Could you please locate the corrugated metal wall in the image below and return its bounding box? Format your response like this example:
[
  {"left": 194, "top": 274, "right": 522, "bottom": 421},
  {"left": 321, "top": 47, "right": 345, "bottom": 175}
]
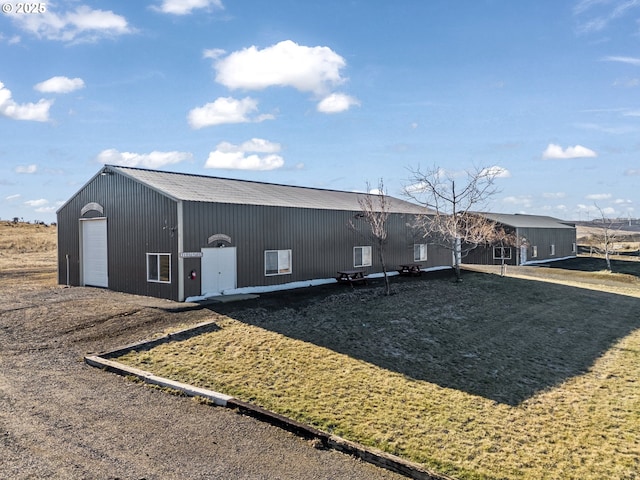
[
  {"left": 464, "top": 227, "right": 577, "bottom": 265},
  {"left": 57, "top": 171, "right": 180, "bottom": 300},
  {"left": 58, "top": 170, "right": 454, "bottom": 302},
  {"left": 519, "top": 227, "right": 577, "bottom": 261},
  {"left": 181, "top": 201, "right": 452, "bottom": 292}
]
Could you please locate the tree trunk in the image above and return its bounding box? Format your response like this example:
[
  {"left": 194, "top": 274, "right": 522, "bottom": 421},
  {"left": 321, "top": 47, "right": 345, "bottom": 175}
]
[
  {"left": 379, "top": 246, "right": 390, "bottom": 295},
  {"left": 453, "top": 237, "right": 462, "bottom": 282}
]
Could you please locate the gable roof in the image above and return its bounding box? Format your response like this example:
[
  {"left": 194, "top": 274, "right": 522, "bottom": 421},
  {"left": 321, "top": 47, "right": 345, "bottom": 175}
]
[
  {"left": 478, "top": 212, "right": 575, "bottom": 229},
  {"left": 103, "top": 165, "right": 426, "bottom": 214}
]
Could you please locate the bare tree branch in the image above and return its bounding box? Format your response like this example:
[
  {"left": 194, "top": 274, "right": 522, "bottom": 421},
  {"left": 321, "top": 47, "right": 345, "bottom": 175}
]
[
  {"left": 588, "top": 204, "right": 622, "bottom": 272},
  {"left": 405, "top": 165, "right": 501, "bottom": 281},
  {"left": 349, "top": 179, "right": 392, "bottom": 295}
]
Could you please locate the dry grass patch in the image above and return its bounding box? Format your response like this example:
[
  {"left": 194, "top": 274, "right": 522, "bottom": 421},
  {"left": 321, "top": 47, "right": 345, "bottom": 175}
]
[
  {"left": 117, "top": 272, "right": 640, "bottom": 480},
  {"left": 0, "top": 222, "right": 57, "bottom": 289}
]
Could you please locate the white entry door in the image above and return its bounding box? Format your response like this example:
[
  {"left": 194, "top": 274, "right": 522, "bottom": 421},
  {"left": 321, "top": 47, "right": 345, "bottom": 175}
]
[
  {"left": 520, "top": 245, "right": 528, "bottom": 265},
  {"left": 81, "top": 218, "right": 108, "bottom": 287},
  {"left": 201, "top": 247, "right": 237, "bottom": 295}
]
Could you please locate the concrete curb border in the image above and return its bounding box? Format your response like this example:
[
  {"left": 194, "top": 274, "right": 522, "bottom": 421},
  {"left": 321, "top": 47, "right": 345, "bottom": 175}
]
[{"left": 84, "top": 324, "right": 456, "bottom": 480}]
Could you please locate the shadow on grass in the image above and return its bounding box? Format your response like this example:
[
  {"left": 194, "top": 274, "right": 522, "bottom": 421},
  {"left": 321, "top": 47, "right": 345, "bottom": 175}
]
[
  {"left": 207, "top": 270, "right": 640, "bottom": 406},
  {"left": 545, "top": 256, "right": 640, "bottom": 278}
]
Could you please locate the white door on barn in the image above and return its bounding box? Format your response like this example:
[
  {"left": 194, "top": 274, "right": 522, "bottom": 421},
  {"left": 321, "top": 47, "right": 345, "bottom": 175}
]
[
  {"left": 201, "top": 247, "right": 237, "bottom": 295},
  {"left": 81, "top": 218, "right": 108, "bottom": 288},
  {"left": 520, "top": 245, "right": 528, "bottom": 265}
]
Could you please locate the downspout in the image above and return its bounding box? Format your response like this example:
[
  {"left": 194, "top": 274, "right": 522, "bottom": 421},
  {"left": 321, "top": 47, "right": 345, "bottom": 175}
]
[{"left": 177, "top": 200, "right": 185, "bottom": 301}]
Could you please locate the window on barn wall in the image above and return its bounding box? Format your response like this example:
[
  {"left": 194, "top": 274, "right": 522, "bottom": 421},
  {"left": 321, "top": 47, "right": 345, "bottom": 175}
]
[
  {"left": 531, "top": 245, "right": 538, "bottom": 258},
  {"left": 414, "top": 244, "right": 427, "bottom": 261},
  {"left": 265, "top": 249, "right": 292, "bottom": 276},
  {"left": 354, "top": 246, "right": 372, "bottom": 267},
  {"left": 572, "top": 243, "right": 576, "bottom": 253},
  {"left": 550, "top": 244, "right": 556, "bottom": 256},
  {"left": 493, "top": 247, "right": 512, "bottom": 260},
  {"left": 147, "top": 253, "right": 171, "bottom": 283}
]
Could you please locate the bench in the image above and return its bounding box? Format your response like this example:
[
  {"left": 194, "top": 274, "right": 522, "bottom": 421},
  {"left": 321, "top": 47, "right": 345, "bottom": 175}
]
[
  {"left": 336, "top": 270, "right": 368, "bottom": 286},
  {"left": 398, "top": 264, "right": 423, "bottom": 276}
]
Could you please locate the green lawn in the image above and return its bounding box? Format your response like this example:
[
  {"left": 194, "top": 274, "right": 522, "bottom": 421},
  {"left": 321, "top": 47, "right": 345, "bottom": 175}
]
[{"left": 117, "top": 267, "right": 640, "bottom": 479}]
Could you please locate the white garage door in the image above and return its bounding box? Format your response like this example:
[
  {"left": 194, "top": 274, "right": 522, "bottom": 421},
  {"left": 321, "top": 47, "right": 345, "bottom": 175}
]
[{"left": 81, "top": 218, "right": 108, "bottom": 288}]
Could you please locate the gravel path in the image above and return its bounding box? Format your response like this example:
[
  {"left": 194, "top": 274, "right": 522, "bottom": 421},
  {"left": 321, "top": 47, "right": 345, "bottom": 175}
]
[{"left": 0, "top": 283, "right": 404, "bottom": 480}]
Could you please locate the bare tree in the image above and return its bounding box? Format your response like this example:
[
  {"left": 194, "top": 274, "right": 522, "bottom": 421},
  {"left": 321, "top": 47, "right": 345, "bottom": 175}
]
[
  {"left": 350, "top": 179, "right": 392, "bottom": 295},
  {"left": 590, "top": 204, "right": 619, "bottom": 272},
  {"left": 405, "top": 165, "right": 501, "bottom": 281}
]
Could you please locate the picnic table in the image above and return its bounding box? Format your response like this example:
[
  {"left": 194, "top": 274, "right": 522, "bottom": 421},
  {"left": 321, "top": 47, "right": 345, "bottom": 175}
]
[
  {"left": 398, "top": 263, "right": 423, "bottom": 276},
  {"left": 336, "top": 270, "right": 368, "bottom": 286}
]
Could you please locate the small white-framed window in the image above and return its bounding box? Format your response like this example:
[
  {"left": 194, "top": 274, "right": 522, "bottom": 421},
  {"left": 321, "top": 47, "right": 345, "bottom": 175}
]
[
  {"left": 265, "top": 249, "right": 292, "bottom": 276},
  {"left": 531, "top": 245, "right": 538, "bottom": 258},
  {"left": 550, "top": 244, "right": 556, "bottom": 256},
  {"left": 493, "top": 246, "right": 512, "bottom": 260},
  {"left": 147, "top": 253, "right": 171, "bottom": 283},
  {"left": 354, "top": 246, "right": 372, "bottom": 268},
  {"left": 572, "top": 242, "right": 577, "bottom": 253},
  {"left": 414, "top": 244, "right": 427, "bottom": 262}
]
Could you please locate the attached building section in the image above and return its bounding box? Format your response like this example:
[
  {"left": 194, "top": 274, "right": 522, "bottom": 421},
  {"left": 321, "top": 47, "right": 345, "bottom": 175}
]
[{"left": 464, "top": 213, "right": 577, "bottom": 266}]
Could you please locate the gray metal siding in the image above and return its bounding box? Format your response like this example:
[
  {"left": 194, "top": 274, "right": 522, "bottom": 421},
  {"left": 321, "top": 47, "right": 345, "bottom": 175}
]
[
  {"left": 57, "top": 172, "right": 180, "bottom": 300},
  {"left": 520, "top": 227, "right": 577, "bottom": 261},
  {"left": 464, "top": 226, "right": 577, "bottom": 265},
  {"left": 58, "top": 168, "right": 453, "bottom": 302},
  {"left": 182, "top": 201, "right": 451, "bottom": 291}
]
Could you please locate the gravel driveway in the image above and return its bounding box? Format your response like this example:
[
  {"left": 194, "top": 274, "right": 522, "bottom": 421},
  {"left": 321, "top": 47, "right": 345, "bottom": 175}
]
[{"left": 0, "top": 282, "right": 404, "bottom": 480}]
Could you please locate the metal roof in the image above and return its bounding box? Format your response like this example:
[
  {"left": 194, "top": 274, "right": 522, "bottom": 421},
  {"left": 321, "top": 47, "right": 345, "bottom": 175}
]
[
  {"left": 108, "top": 165, "right": 427, "bottom": 214},
  {"left": 478, "top": 212, "right": 575, "bottom": 229}
]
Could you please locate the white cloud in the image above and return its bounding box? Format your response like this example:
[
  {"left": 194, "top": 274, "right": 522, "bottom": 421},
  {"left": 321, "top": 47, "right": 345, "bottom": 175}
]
[
  {"left": 0, "top": 82, "right": 52, "bottom": 122},
  {"left": 153, "top": 0, "right": 223, "bottom": 15},
  {"left": 542, "top": 143, "right": 597, "bottom": 159},
  {"left": 24, "top": 198, "right": 48, "bottom": 207},
  {"left": 1, "top": 32, "right": 21, "bottom": 45},
  {"left": 205, "top": 138, "right": 284, "bottom": 170},
  {"left": 213, "top": 40, "right": 347, "bottom": 95},
  {"left": 503, "top": 195, "right": 533, "bottom": 208},
  {"left": 34, "top": 76, "right": 85, "bottom": 94},
  {"left": 543, "top": 192, "right": 567, "bottom": 199},
  {"left": 625, "top": 168, "right": 640, "bottom": 176},
  {"left": 5, "top": 194, "right": 21, "bottom": 201},
  {"left": 613, "top": 77, "right": 640, "bottom": 87},
  {"left": 203, "top": 48, "right": 226, "bottom": 60},
  {"left": 10, "top": 5, "right": 132, "bottom": 43},
  {"left": 602, "top": 55, "right": 640, "bottom": 66},
  {"left": 205, "top": 152, "right": 284, "bottom": 171},
  {"left": 187, "top": 96, "right": 273, "bottom": 128},
  {"left": 480, "top": 165, "right": 511, "bottom": 178},
  {"left": 317, "top": 93, "right": 360, "bottom": 113},
  {"left": 576, "top": 203, "right": 621, "bottom": 217},
  {"left": 15, "top": 164, "right": 37, "bottom": 174},
  {"left": 586, "top": 193, "right": 612, "bottom": 200},
  {"left": 217, "top": 138, "right": 282, "bottom": 154},
  {"left": 601, "top": 206, "right": 617, "bottom": 215},
  {"left": 95, "top": 149, "right": 193, "bottom": 168},
  {"left": 614, "top": 198, "right": 633, "bottom": 205},
  {"left": 574, "top": 0, "right": 640, "bottom": 34}
]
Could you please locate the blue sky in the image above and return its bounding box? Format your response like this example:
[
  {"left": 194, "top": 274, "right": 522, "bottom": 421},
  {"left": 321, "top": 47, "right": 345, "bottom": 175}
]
[{"left": 1, "top": 0, "right": 639, "bottom": 223}]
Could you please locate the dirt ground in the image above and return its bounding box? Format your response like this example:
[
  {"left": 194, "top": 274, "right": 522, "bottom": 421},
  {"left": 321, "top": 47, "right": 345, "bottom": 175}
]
[{"left": 0, "top": 225, "right": 404, "bottom": 479}]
